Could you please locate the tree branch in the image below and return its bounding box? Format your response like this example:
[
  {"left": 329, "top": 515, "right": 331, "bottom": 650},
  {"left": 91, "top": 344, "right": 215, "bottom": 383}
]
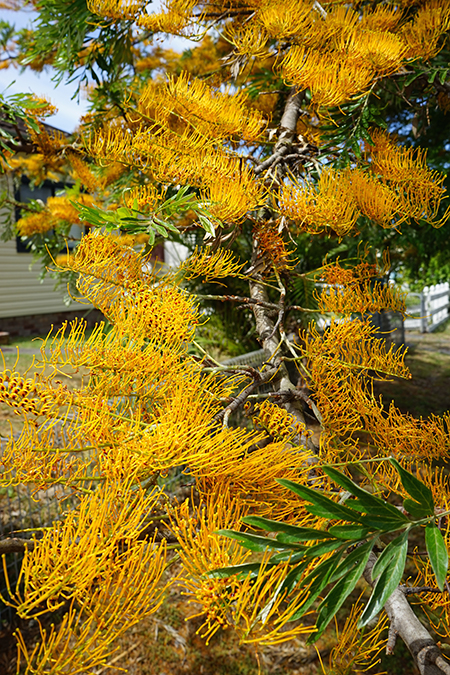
[
  {"left": 254, "top": 88, "right": 307, "bottom": 176},
  {"left": 0, "top": 537, "right": 35, "bottom": 554},
  {"left": 364, "top": 552, "right": 450, "bottom": 674}
]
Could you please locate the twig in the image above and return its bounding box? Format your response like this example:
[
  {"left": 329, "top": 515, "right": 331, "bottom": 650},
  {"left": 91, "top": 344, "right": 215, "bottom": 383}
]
[
  {"left": 213, "top": 367, "right": 277, "bottom": 423},
  {"left": 196, "top": 293, "right": 279, "bottom": 310},
  {"left": 386, "top": 622, "right": 399, "bottom": 655},
  {"left": 399, "top": 585, "right": 443, "bottom": 596},
  {"left": 0, "top": 537, "right": 35, "bottom": 554},
  {"left": 267, "top": 268, "right": 286, "bottom": 340}
]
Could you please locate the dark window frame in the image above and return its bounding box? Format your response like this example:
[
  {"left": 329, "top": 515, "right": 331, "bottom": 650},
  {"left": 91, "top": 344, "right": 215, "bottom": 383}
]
[{"left": 15, "top": 175, "right": 67, "bottom": 253}]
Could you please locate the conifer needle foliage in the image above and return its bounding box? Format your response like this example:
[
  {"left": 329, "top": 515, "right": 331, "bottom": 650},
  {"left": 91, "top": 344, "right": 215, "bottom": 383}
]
[{"left": 1, "top": 1, "right": 450, "bottom": 673}]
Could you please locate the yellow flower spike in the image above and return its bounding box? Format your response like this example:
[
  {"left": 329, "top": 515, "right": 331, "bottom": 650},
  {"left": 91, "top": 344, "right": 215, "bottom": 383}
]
[
  {"left": 203, "top": 173, "right": 265, "bottom": 223},
  {"left": 224, "top": 21, "right": 269, "bottom": 59},
  {"left": 16, "top": 210, "right": 55, "bottom": 237},
  {"left": 344, "top": 167, "right": 405, "bottom": 229},
  {"left": 280, "top": 169, "right": 360, "bottom": 237},
  {"left": 4, "top": 480, "right": 165, "bottom": 621},
  {"left": 317, "top": 279, "right": 407, "bottom": 316},
  {"left": 226, "top": 551, "right": 313, "bottom": 645},
  {"left": 253, "top": 220, "right": 295, "bottom": 273},
  {"left": 136, "top": 0, "right": 200, "bottom": 37},
  {"left": 14, "top": 533, "right": 167, "bottom": 673},
  {"left": 27, "top": 122, "right": 66, "bottom": 158},
  {"left": 181, "top": 246, "right": 244, "bottom": 282},
  {"left": 251, "top": 399, "right": 307, "bottom": 444},
  {"left": 17, "top": 194, "right": 97, "bottom": 238},
  {"left": 124, "top": 183, "right": 165, "bottom": 211},
  {"left": 67, "top": 150, "right": 103, "bottom": 193},
  {"left": 303, "top": 318, "right": 411, "bottom": 381},
  {"left": 327, "top": 598, "right": 389, "bottom": 674},
  {"left": 368, "top": 128, "right": 450, "bottom": 228},
  {"left": 169, "top": 490, "right": 252, "bottom": 640},
  {"left": 87, "top": 0, "right": 147, "bottom": 20},
  {"left": 359, "top": 4, "right": 403, "bottom": 33},
  {"left": 347, "top": 29, "right": 408, "bottom": 76},
  {"left": 256, "top": 0, "right": 313, "bottom": 39},
  {"left": 369, "top": 405, "right": 450, "bottom": 464},
  {"left": 281, "top": 47, "right": 374, "bottom": 109},
  {"left": 401, "top": 0, "right": 450, "bottom": 61},
  {"left": 139, "top": 71, "right": 267, "bottom": 143}
]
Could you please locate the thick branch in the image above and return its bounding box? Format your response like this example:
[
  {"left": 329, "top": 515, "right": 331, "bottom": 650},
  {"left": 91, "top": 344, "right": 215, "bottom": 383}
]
[
  {"left": 248, "top": 86, "right": 318, "bottom": 442},
  {"left": 364, "top": 553, "right": 450, "bottom": 675},
  {"left": 254, "top": 88, "right": 306, "bottom": 175}
]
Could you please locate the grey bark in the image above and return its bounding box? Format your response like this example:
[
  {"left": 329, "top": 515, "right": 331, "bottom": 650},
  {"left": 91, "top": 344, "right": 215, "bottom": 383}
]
[{"left": 364, "top": 553, "right": 450, "bottom": 675}]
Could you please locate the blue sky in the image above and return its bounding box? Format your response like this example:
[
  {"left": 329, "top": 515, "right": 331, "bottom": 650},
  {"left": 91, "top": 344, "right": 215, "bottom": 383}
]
[
  {"left": 0, "top": 5, "right": 192, "bottom": 133},
  {"left": 0, "top": 7, "right": 90, "bottom": 132}
]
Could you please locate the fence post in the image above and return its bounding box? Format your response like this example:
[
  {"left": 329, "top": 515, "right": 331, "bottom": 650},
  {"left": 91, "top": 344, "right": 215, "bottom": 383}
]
[{"left": 420, "top": 290, "right": 427, "bottom": 333}]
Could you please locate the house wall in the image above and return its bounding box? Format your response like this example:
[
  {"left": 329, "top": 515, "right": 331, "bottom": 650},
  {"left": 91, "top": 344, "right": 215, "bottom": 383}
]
[{"left": 0, "top": 174, "right": 92, "bottom": 333}]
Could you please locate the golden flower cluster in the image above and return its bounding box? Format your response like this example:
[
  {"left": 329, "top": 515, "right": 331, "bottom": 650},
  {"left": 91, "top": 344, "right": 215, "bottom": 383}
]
[
  {"left": 86, "top": 0, "right": 450, "bottom": 112},
  {"left": 253, "top": 220, "right": 295, "bottom": 272},
  {"left": 0, "top": 369, "right": 65, "bottom": 417},
  {"left": 181, "top": 246, "right": 244, "bottom": 282},
  {"left": 87, "top": 120, "right": 264, "bottom": 224},
  {"left": 138, "top": 71, "right": 266, "bottom": 143},
  {"left": 249, "top": 399, "right": 311, "bottom": 443},
  {"left": 16, "top": 194, "right": 96, "bottom": 237},
  {"left": 279, "top": 132, "right": 450, "bottom": 235},
  {"left": 6, "top": 481, "right": 168, "bottom": 673}
]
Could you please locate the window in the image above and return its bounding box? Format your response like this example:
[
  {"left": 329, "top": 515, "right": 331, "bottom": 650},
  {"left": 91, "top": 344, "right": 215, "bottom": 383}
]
[{"left": 15, "top": 176, "right": 66, "bottom": 253}]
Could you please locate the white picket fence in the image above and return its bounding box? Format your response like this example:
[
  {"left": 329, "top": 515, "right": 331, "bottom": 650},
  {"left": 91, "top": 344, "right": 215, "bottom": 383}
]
[{"left": 404, "top": 282, "right": 450, "bottom": 332}]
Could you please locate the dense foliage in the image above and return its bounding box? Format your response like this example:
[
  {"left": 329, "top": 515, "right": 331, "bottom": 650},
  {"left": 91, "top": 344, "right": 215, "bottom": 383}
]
[{"left": 1, "top": 1, "right": 450, "bottom": 673}]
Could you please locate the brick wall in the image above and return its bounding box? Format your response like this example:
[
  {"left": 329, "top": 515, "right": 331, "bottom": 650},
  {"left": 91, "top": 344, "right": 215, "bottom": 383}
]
[{"left": 0, "top": 308, "right": 106, "bottom": 338}]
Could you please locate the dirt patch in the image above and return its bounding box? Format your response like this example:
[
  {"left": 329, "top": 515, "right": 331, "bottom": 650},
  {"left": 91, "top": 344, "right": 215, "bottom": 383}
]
[{"left": 375, "top": 328, "right": 450, "bottom": 418}]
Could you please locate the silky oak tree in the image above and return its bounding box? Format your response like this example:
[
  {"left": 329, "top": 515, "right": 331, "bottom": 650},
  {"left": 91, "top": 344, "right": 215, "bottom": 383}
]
[{"left": 1, "top": 1, "right": 450, "bottom": 673}]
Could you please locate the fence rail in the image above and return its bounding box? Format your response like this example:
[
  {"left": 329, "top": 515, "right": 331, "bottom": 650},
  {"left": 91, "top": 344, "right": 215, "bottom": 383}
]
[{"left": 404, "top": 282, "right": 449, "bottom": 333}]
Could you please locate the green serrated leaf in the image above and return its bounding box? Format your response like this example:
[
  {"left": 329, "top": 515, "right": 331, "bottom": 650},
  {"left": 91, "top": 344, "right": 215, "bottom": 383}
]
[
  {"left": 242, "top": 516, "right": 337, "bottom": 541},
  {"left": 428, "top": 69, "right": 438, "bottom": 84},
  {"left": 276, "top": 478, "right": 365, "bottom": 523},
  {"left": 359, "top": 530, "right": 408, "bottom": 627},
  {"left": 389, "top": 458, "right": 434, "bottom": 516},
  {"left": 425, "top": 523, "right": 448, "bottom": 591}
]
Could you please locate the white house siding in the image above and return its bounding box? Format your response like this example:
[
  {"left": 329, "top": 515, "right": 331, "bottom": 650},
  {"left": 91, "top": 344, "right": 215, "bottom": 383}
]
[{"left": 0, "top": 173, "right": 77, "bottom": 319}]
